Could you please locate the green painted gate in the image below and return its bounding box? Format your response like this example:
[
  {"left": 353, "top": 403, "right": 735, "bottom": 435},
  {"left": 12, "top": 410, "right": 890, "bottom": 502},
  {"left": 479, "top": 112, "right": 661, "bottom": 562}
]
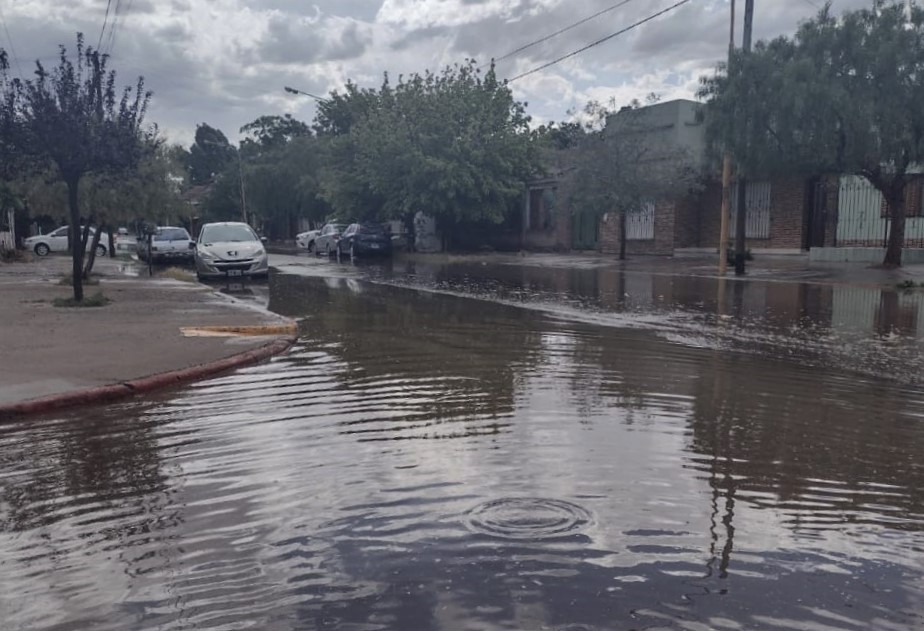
[{"left": 572, "top": 211, "right": 599, "bottom": 250}]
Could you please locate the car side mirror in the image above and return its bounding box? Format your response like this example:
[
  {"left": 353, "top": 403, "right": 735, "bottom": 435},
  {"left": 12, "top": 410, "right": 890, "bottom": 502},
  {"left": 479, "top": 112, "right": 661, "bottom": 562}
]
[
  {"left": 261, "top": 237, "right": 268, "bottom": 244},
  {"left": 188, "top": 241, "right": 196, "bottom": 250}
]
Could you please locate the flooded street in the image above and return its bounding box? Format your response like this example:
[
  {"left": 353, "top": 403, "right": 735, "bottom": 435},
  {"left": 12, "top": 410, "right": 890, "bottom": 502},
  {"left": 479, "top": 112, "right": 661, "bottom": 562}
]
[{"left": 3, "top": 257, "right": 924, "bottom": 630}]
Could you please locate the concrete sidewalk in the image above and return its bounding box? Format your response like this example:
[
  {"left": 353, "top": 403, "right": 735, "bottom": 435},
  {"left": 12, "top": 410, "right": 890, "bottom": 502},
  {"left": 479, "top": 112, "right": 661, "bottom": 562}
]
[{"left": 0, "top": 255, "right": 294, "bottom": 407}]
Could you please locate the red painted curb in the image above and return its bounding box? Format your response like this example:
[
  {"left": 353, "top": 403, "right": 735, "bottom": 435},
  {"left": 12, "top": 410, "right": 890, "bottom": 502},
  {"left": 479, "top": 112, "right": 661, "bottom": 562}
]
[{"left": 0, "top": 335, "right": 298, "bottom": 421}]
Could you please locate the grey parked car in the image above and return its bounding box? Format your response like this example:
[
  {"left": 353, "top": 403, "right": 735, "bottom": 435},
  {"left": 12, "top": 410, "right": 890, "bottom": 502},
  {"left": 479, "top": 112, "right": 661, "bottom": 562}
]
[
  {"left": 194, "top": 222, "right": 269, "bottom": 280},
  {"left": 137, "top": 226, "right": 194, "bottom": 264},
  {"left": 314, "top": 222, "right": 346, "bottom": 257}
]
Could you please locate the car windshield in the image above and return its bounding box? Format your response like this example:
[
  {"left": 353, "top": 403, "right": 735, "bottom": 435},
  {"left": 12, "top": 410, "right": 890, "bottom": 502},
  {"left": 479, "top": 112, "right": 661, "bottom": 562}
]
[
  {"left": 200, "top": 225, "right": 257, "bottom": 243},
  {"left": 154, "top": 228, "right": 190, "bottom": 241},
  {"left": 330, "top": 224, "right": 345, "bottom": 232},
  {"left": 358, "top": 225, "right": 385, "bottom": 235}
]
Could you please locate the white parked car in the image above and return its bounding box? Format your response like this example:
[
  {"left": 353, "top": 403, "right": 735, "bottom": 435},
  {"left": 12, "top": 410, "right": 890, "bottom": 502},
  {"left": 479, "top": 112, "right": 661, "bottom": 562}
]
[
  {"left": 114, "top": 227, "right": 137, "bottom": 252},
  {"left": 194, "top": 222, "right": 269, "bottom": 280},
  {"left": 24, "top": 226, "right": 109, "bottom": 257},
  {"left": 295, "top": 228, "right": 320, "bottom": 252}
]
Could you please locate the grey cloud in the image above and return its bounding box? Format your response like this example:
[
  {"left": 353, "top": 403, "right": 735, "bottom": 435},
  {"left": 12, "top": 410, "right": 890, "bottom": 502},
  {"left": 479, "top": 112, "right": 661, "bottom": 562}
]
[
  {"left": 1, "top": 0, "right": 890, "bottom": 149},
  {"left": 256, "top": 15, "right": 372, "bottom": 64},
  {"left": 390, "top": 25, "right": 453, "bottom": 52},
  {"left": 256, "top": 0, "right": 383, "bottom": 21}
]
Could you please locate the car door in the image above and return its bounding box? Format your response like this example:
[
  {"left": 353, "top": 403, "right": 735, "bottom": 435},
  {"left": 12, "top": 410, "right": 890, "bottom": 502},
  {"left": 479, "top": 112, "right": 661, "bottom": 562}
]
[
  {"left": 314, "top": 225, "right": 328, "bottom": 252},
  {"left": 341, "top": 224, "right": 357, "bottom": 252},
  {"left": 48, "top": 227, "right": 69, "bottom": 252}
]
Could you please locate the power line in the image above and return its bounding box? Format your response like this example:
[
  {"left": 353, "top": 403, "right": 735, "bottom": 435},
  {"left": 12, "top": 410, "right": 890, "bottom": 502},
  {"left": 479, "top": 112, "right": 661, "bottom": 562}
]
[
  {"left": 104, "top": 0, "right": 123, "bottom": 55},
  {"left": 0, "top": 1, "right": 24, "bottom": 80},
  {"left": 493, "top": 0, "right": 641, "bottom": 65},
  {"left": 98, "top": 0, "right": 113, "bottom": 51},
  {"left": 508, "top": 0, "right": 693, "bottom": 83}
]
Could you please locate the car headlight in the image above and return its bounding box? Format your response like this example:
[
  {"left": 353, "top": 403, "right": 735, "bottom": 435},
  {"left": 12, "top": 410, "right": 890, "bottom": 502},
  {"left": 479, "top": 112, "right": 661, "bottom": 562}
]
[
  {"left": 254, "top": 249, "right": 265, "bottom": 257},
  {"left": 197, "top": 249, "right": 217, "bottom": 261}
]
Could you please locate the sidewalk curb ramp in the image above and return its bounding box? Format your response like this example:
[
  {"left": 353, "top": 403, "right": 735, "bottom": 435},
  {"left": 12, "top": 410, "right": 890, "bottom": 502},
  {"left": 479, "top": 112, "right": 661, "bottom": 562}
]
[{"left": 0, "top": 331, "right": 298, "bottom": 421}]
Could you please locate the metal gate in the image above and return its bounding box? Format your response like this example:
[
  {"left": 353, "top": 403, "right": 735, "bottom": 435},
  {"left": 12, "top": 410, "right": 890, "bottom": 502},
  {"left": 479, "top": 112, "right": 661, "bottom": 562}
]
[
  {"left": 728, "top": 181, "right": 771, "bottom": 239},
  {"left": 572, "top": 211, "right": 599, "bottom": 250},
  {"left": 836, "top": 176, "right": 924, "bottom": 248},
  {"left": 626, "top": 202, "right": 655, "bottom": 240}
]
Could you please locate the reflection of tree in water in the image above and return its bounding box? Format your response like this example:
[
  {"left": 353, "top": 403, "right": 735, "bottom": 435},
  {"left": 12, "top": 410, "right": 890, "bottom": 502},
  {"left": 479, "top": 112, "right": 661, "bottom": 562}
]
[
  {"left": 270, "top": 274, "right": 544, "bottom": 441},
  {"left": 0, "top": 407, "right": 171, "bottom": 533},
  {"left": 0, "top": 404, "right": 183, "bottom": 611},
  {"left": 688, "top": 357, "right": 924, "bottom": 533}
]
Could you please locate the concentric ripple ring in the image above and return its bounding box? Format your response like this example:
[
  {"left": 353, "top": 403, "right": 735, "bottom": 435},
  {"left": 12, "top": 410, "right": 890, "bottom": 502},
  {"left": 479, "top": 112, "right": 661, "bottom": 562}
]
[{"left": 465, "top": 498, "right": 594, "bottom": 540}]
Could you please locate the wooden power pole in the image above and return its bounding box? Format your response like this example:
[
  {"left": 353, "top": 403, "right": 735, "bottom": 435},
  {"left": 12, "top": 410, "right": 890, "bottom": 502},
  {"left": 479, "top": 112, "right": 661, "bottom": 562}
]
[
  {"left": 718, "top": 0, "right": 736, "bottom": 275},
  {"left": 733, "top": 0, "right": 754, "bottom": 276}
]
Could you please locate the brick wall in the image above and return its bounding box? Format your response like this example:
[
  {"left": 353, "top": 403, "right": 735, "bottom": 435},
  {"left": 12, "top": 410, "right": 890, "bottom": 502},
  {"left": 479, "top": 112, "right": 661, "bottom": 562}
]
[
  {"left": 681, "top": 178, "right": 809, "bottom": 250},
  {"left": 768, "top": 177, "right": 807, "bottom": 249},
  {"left": 600, "top": 212, "right": 619, "bottom": 256},
  {"left": 523, "top": 205, "right": 572, "bottom": 251},
  {"left": 693, "top": 182, "right": 723, "bottom": 249},
  {"left": 673, "top": 196, "right": 701, "bottom": 248}
]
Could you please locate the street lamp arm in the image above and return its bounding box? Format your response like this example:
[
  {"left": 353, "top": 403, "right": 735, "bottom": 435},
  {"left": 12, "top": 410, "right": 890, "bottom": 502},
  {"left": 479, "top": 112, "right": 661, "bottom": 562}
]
[{"left": 283, "top": 86, "right": 326, "bottom": 101}]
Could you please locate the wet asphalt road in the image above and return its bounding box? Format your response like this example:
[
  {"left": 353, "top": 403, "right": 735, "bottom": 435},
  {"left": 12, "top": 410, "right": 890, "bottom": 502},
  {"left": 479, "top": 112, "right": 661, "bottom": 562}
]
[{"left": 2, "top": 252, "right": 923, "bottom": 630}]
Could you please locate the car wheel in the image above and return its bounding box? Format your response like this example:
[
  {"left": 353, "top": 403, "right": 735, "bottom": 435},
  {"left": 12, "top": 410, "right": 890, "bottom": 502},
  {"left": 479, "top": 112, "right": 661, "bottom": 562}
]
[
  {"left": 34, "top": 243, "right": 50, "bottom": 256},
  {"left": 95, "top": 245, "right": 107, "bottom": 257}
]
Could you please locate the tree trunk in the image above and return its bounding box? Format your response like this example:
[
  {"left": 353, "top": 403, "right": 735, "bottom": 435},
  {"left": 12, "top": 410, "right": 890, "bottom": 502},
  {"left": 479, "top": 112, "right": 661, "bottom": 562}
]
[
  {"left": 883, "top": 188, "right": 907, "bottom": 268},
  {"left": 618, "top": 209, "right": 627, "bottom": 261},
  {"left": 84, "top": 221, "right": 104, "bottom": 278},
  {"left": 107, "top": 223, "right": 116, "bottom": 257},
  {"left": 66, "top": 178, "right": 84, "bottom": 302}
]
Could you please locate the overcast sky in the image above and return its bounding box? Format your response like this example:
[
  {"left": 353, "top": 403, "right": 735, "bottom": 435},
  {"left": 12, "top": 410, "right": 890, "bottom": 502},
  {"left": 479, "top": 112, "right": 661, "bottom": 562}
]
[{"left": 1, "top": 0, "right": 873, "bottom": 147}]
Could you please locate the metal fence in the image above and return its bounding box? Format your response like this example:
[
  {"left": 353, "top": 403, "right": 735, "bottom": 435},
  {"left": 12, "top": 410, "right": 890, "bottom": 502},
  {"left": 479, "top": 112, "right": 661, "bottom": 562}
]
[
  {"left": 728, "top": 181, "right": 771, "bottom": 239},
  {"left": 626, "top": 202, "right": 655, "bottom": 240},
  {"left": 837, "top": 176, "right": 924, "bottom": 247}
]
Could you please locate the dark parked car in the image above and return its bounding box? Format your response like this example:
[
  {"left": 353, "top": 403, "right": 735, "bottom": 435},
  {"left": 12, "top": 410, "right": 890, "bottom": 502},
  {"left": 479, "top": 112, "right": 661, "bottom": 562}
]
[{"left": 336, "top": 223, "right": 393, "bottom": 259}]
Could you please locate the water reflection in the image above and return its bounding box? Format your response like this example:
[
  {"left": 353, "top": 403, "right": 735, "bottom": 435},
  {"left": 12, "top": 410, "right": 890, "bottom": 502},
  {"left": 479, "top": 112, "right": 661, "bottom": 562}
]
[
  {"left": 355, "top": 260, "right": 924, "bottom": 383},
  {"left": 1, "top": 271, "right": 924, "bottom": 630}
]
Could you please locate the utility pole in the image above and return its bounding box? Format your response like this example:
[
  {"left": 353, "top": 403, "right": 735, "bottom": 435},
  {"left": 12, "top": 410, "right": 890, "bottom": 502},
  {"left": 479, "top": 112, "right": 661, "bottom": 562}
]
[
  {"left": 733, "top": 0, "right": 754, "bottom": 276},
  {"left": 718, "top": 0, "right": 736, "bottom": 275},
  {"left": 237, "top": 150, "right": 247, "bottom": 224}
]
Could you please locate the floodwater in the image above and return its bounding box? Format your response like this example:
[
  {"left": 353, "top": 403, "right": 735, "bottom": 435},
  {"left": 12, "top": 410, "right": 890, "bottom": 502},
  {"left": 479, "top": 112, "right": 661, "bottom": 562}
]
[{"left": 3, "top": 258, "right": 924, "bottom": 630}]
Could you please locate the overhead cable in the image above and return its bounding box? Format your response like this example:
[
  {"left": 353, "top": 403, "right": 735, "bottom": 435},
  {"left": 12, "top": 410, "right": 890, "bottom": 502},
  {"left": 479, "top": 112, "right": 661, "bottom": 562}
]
[{"left": 508, "top": 0, "right": 694, "bottom": 83}]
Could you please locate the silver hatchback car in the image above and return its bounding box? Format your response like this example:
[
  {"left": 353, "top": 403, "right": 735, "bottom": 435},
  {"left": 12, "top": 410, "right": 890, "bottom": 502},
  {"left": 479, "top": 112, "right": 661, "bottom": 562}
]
[{"left": 194, "top": 222, "right": 269, "bottom": 280}]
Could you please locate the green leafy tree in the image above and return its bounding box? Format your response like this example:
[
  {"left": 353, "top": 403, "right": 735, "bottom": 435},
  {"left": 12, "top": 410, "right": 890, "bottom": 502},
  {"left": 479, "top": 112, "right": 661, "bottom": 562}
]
[
  {"left": 82, "top": 142, "right": 189, "bottom": 250},
  {"left": 243, "top": 136, "right": 330, "bottom": 239},
  {"left": 188, "top": 123, "right": 235, "bottom": 185},
  {"left": 0, "top": 34, "right": 154, "bottom": 300},
  {"left": 320, "top": 62, "right": 539, "bottom": 244},
  {"left": 313, "top": 80, "right": 384, "bottom": 137},
  {"left": 240, "top": 114, "right": 310, "bottom": 150},
  {"left": 700, "top": 1, "right": 924, "bottom": 267}
]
